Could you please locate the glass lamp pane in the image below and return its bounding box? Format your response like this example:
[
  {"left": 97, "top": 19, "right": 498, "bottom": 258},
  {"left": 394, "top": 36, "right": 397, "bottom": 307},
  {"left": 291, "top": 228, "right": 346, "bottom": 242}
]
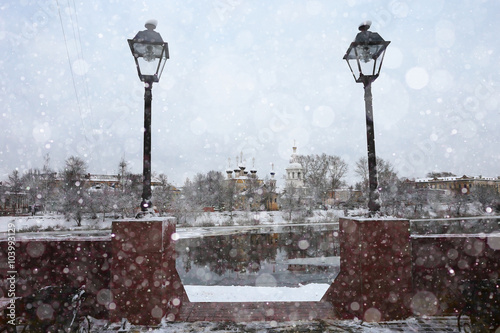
[
  {"left": 137, "top": 57, "right": 161, "bottom": 76},
  {"left": 346, "top": 58, "right": 361, "bottom": 79},
  {"left": 133, "top": 43, "right": 164, "bottom": 61},
  {"left": 355, "top": 45, "right": 384, "bottom": 63},
  {"left": 357, "top": 57, "right": 375, "bottom": 77}
]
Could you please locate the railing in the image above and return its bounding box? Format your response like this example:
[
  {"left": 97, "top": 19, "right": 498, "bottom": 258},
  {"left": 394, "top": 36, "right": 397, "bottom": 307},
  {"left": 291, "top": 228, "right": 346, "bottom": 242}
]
[{"left": 410, "top": 216, "right": 500, "bottom": 235}]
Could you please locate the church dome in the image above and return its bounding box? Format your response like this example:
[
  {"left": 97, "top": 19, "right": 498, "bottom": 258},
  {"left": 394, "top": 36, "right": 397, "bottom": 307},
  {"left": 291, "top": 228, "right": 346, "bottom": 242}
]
[{"left": 288, "top": 162, "right": 302, "bottom": 169}]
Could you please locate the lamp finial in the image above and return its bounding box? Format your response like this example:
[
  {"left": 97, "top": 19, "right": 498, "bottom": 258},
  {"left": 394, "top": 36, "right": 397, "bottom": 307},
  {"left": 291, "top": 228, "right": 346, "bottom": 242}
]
[
  {"left": 145, "top": 19, "right": 158, "bottom": 30},
  {"left": 358, "top": 20, "right": 371, "bottom": 31}
]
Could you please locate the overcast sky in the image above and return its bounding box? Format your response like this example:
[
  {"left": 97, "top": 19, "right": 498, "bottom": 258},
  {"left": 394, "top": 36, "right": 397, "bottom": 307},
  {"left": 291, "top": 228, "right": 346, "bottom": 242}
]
[{"left": 1, "top": 0, "right": 499, "bottom": 187}]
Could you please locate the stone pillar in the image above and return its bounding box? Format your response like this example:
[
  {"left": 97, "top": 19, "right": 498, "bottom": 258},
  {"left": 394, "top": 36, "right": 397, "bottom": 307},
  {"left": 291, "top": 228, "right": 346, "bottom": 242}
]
[
  {"left": 322, "top": 217, "right": 412, "bottom": 321},
  {"left": 110, "top": 218, "right": 187, "bottom": 325}
]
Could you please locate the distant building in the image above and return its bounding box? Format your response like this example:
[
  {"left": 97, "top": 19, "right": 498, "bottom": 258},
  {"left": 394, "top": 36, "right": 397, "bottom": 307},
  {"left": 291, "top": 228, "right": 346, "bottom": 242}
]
[
  {"left": 285, "top": 145, "right": 305, "bottom": 189},
  {"left": 56, "top": 173, "right": 179, "bottom": 192},
  {"left": 225, "top": 153, "right": 278, "bottom": 211},
  {"left": 83, "top": 173, "right": 122, "bottom": 189},
  {"left": 414, "top": 175, "right": 500, "bottom": 195},
  {"left": 0, "top": 189, "right": 29, "bottom": 215},
  {"left": 279, "top": 144, "right": 312, "bottom": 209}
]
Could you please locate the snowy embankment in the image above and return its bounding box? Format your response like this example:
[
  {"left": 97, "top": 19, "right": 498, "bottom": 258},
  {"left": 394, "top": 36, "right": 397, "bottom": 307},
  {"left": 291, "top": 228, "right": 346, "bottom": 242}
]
[
  {"left": 0, "top": 210, "right": 342, "bottom": 235},
  {"left": 0, "top": 214, "right": 112, "bottom": 234}
]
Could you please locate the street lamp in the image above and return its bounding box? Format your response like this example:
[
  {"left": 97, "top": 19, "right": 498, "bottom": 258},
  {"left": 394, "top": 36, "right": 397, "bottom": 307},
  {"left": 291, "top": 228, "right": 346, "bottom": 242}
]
[
  {"left": 343, "top": 21, "right": 390, "bottom": 215},
  {"left": 128, "top": 19, "right": 169, "bottom": 215}
]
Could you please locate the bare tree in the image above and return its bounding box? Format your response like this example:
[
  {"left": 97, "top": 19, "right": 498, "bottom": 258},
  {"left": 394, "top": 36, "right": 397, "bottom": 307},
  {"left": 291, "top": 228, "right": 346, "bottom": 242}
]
[
  {"left": 112, "top": 159, "right": 142, "bottom": 217},
  {"left": 184, "top": 173, "right": 205, "bottom": 208},
  {"left": 172, "top": 177, "right": 208, "bottom": 225},
  {"left": 21, "top": 169, "right": 44, "bottom": 214},
  {"left": 355, "top": 157, "right": 399, "bottom": 213},
  {"left": 7, "top": 170, "right": 23, "bottom": 193},
  {"left": 426, "top": 171, "right": 456, "bottom": 178},
  {"left": 296, "top": 153, "right": 348, "bottom": 207},
  {"left": 170, "top": 192, "right": 194, "bottom": 226},
  {"left": 183, "top": 171, "right": 225, "bottom": 210},
  {"left": 153, "top": 173, "right": 177, "bottom": 215},
  {"left": 354, "top": 158, "right": 369, "bottom": 187},
  {"left": 446, "top": 192, "right": 470, "bottom": 217},
  {"left": 280, "top": 182, "right": 305, "bottom": 222},
  {"left": 7, "top": 169, "right": 24, "bottom": 213},
  {"left": 87, "top": 185, "right": 115, "bottom": 221},
  {"left": 223, "top": 178, "right": 237, "bottom": 220},
  {"left": 41, "top": 153, "right": 57, "bottom": 212},
  {"left": 470, "top": 185, "right": 499, "bottom": 213},
  {"left": 327, "top": 156, "right": 349, "bottom": 190},
  {"left": 206, "top": 171, "right": 225, "bottom": 210},
  {"left": 60, "top": 156, "right": 88, "bottom": 226},
  {"left": 118, "top": 157, "right": 128, "bottom": 190},
  {"left": 404, "top": 186, "right": 429, "bottom": 218},
  {"left": 242, "top": 175, "right": 262, "bottom": 211}
]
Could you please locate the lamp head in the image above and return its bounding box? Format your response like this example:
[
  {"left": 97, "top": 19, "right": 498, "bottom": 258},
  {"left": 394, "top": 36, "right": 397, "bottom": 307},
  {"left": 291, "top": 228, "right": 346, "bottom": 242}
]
[
  {"left": 343, "top": 22, "right": 390, "bottom": 84},
  {"left": 128, "top": 20, "right": 169, "bottom": 83}
]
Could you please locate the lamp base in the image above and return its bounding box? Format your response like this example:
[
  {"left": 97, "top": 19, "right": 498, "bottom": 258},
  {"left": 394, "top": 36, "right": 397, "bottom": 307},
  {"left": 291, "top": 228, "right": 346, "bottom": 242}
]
[{"left": 137, "top": 199, "right": 156, "bottom": 219}]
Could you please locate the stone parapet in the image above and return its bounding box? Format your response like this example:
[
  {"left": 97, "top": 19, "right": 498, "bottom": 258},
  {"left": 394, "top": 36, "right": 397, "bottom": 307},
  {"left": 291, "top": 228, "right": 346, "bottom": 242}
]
[
  {"left": 322, "top": 217, "right": 412, "bottom": 321},
  {"left": 109, "top": 218, "right": 187, "bottom": 325}
]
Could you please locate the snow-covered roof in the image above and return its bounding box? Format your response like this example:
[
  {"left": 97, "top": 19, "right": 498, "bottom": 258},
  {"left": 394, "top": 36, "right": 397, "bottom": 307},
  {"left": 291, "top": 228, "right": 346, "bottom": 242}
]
[
  {"left": 415, "top": 176, "right": 499, "bottom": 182},
  {"left": 84, "top": 174, "right": 120, "bottom": 182}
]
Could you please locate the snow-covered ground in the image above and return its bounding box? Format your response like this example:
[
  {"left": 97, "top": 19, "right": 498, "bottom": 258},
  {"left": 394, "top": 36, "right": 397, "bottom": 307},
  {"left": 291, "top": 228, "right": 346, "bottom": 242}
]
[
  {"left": 0, "top": 214, "right": 112, "bottom": 234},
  {"left": 185, "top": 283, "right": 330, "bottom": 302}
]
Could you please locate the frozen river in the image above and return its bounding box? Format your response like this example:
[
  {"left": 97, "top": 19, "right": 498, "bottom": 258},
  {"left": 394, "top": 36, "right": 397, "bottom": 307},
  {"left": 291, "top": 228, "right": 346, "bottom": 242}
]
[{"left": 175, "top": 224, "right": 340, "bottom": 288}]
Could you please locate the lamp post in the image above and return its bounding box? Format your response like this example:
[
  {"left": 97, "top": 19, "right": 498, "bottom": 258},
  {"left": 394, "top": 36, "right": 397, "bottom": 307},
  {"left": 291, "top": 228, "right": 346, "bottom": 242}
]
[
  {"left": 128, "top": 19, "right": 169, "bottom": 215},
  {"left": 343, "top": 21, "right": 390, "bottom": 215}
]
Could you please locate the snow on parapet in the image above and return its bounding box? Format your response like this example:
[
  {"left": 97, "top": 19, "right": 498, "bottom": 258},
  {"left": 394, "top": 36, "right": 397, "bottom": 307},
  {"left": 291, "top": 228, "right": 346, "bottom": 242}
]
[{"left": 349, "top": 216, "right": 405, "bottom": 222}]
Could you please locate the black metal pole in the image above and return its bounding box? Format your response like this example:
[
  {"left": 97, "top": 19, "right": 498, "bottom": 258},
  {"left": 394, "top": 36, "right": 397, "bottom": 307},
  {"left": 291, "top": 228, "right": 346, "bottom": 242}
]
[
  {"left": 141, "top": 80, "right": 153, "bottom": 212},
  {"left": 363, "top": 77, "right": 380, "bottom": 215}
]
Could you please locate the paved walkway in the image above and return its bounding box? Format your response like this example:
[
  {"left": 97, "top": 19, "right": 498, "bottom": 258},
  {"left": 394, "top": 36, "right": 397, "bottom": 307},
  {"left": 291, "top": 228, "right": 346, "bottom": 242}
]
[
  {"left": 177, "top": 301, "right": 336, "bottom": 322},
  {"left": 92, "top": 316, "right": 469, "bottom": 332}
]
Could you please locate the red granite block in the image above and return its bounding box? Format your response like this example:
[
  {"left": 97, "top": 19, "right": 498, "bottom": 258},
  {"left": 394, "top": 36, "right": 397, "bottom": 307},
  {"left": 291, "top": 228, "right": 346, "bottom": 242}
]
[
  {"left": 112, "top": 221, "right": 164, "bottom": 254},
  {"left": 110, "top": 219, "right": 186, "bottom": 325},
  {"left": 322, "top": 218, "right": 412, "bottom": 321}
]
